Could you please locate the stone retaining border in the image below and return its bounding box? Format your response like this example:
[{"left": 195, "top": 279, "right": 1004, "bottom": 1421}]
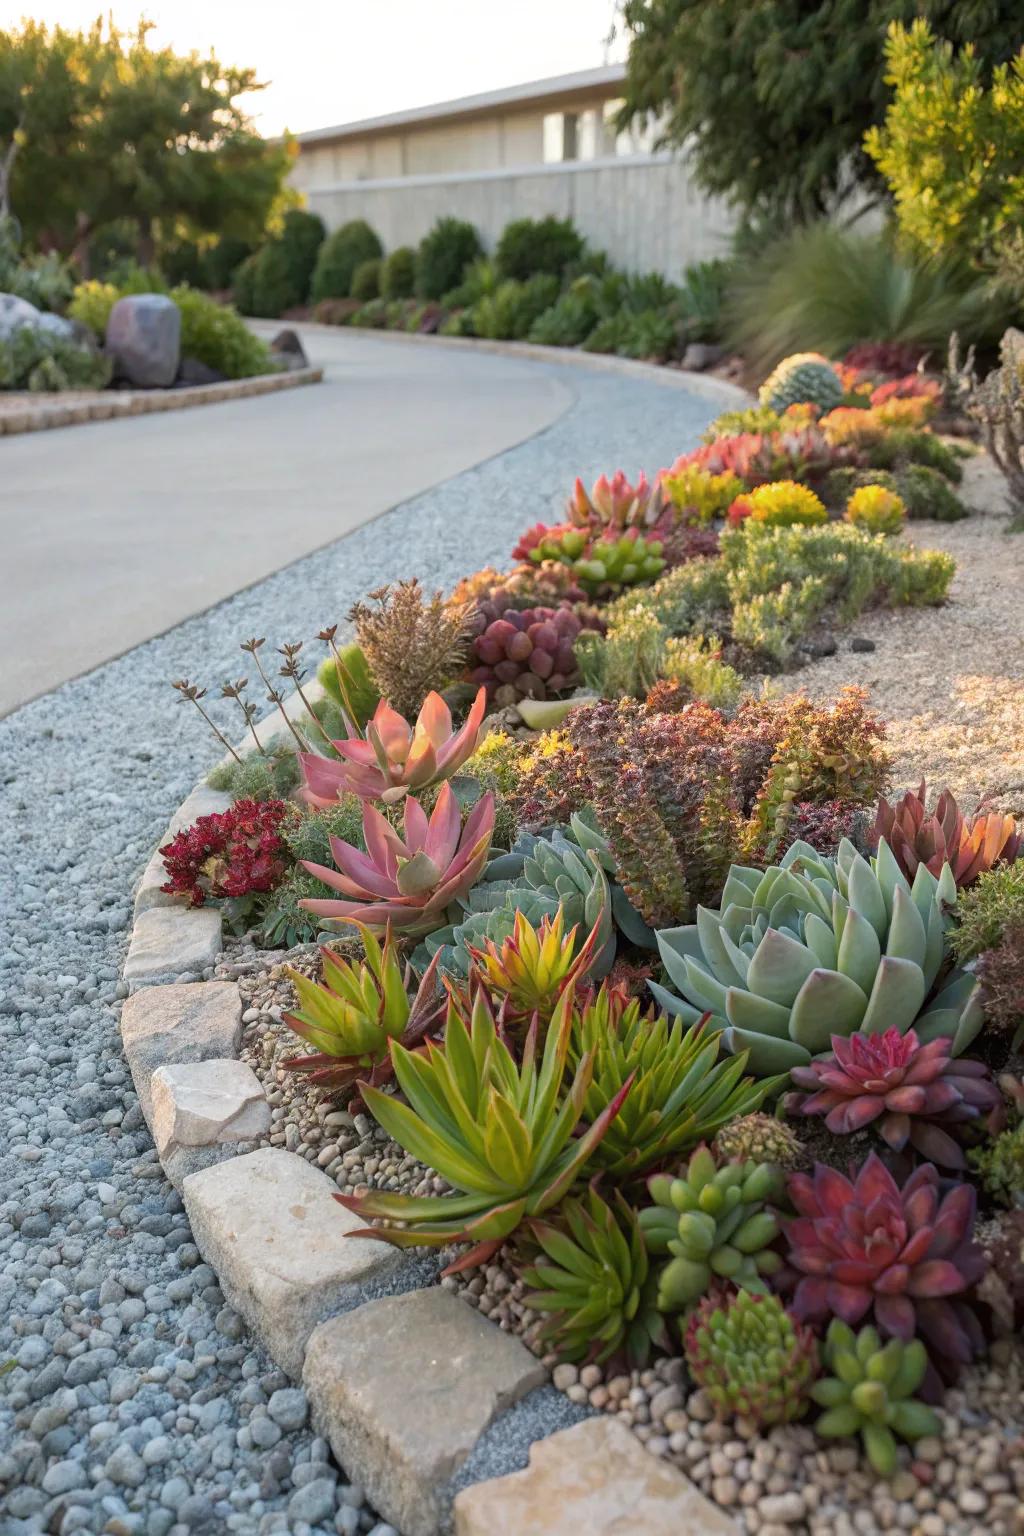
[
  {"left": 121, "top": 758, "right": 741, "bottom": 1535},
  {"left": 0, "top": 364, "right": 323, "bottom": 436}
]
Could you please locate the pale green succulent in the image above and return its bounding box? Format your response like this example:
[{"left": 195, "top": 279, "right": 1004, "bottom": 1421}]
[{"left": 651, "top": 837, "right": 982, "bottom": 1076}]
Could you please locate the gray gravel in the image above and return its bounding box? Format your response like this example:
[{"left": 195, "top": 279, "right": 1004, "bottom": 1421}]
[{"left": 0, "top": 362, "right": 716, "bottom": 1535}]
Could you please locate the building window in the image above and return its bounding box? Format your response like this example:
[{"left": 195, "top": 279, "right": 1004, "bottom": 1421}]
[{"left": 542, "top": 111, "right": 578, "bottom": 163}]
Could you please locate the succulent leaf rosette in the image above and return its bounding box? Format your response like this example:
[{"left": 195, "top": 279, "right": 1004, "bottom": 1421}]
[
  {"left": 787, "top": 1028, "right": 1002, "bottom": 1168},
  {"left": 870, "top": 780, "right": 1020, "bottom": 889},
  {"left": 781, "top": 1155, "right": 987, "bottom": 1381},
  {"left": 811, "top": 1321, "right": 941, "bottom": 1476},
  {"left": 652, "top": 836, "right": 982, "bottom": 1076},
  {"left": 465, "top": 904, "right": 600, "bottom": 1025},
  {"left": 299, "top": 781, "right": 494, "bottom": 936},
  {"left": 566, "top": 469, "right": 667, "bottom": 532},
  {"left": 683, "top": 1288, "right": 819, "bottom": 1428},
  {"left": 299, "top": 687, "right": 487, "bottom": 806}
]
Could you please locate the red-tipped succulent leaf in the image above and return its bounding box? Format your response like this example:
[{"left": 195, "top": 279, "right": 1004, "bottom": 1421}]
[{"left": 870, "top": 781, "right": 1020, "bottom": 888}]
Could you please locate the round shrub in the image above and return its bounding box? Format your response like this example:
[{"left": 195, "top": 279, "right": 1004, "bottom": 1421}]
[
  {"left": 744, "top": 480, "right": 828, "bottom": 527},
  {"left": 171, "top": 287, "right": 272, "bottom": 379},
  {"left": 279, "top": 209, "right": 326, "bottom": 304},
  {"left": 495, "top": 216, "right": 583, "bottom": 281},
  {"left": 473, "top": 274, "right": 560, "bottom": 340},
  {"left": 416, "top": 218, "right": 483, "bottom": 300},
  {"left": 381, "top": 245, "right": 417, "bottom": 300},
  {"left": 845, "top": 483, "right": 907, "bottom": 535},
  {"left": 351, "top": 257, "right": 382, "bottom": 302},
  {"left": 202, "top": 237, "right": 254, "bottom": 292},
  {"left": 248, "top": 241, "right": 301, "bottom": 318},
  {"left": 231, "top": 252, "right": 260, "bottom": 315},
  {"left": 68, "top": 280, "right": 120, "bottom": 339},
  {"left": 311, "top": 220, "right": 383, "bottom": 302}
]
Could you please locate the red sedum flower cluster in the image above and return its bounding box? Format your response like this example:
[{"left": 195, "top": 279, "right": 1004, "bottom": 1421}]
[{"left": 160, "top": 798, "right": 289, "bottom": 908}]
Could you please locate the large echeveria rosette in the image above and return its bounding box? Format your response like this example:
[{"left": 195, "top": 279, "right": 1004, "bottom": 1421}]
[{"left": 651, "top": 837, "right": 983, "bottom": 1076}]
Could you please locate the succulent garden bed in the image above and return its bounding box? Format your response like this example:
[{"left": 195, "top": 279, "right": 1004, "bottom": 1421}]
[{"left": 126, "top": 346, "right": 1024, "bottom": 1535}]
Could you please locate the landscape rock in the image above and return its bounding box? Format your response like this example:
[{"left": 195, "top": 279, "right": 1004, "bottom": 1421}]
[
  {"left": 120, "top": 980, "right": 243, "bottom": 1124},
  {"left": 182, "top": 1146, "right": 403, "bottom": 1378},
  {"left": 454, "top": 1417, "right": 739, "bottom": 1535},
  {"left": 176, "top": 355, "right": 225, "bottom": 386},
  {"left": 850, "top": 636, "right": 877, "bottom": 652},
  {"left": 681, "top": 342, "right": 725, "bottom": 372},
  {"left": 303, "top": 1287, "right": 547, "bottom": 1536},
  {"left": 151, "top": 1057, "right": 270, "bottom": 1156},
  {"left": 107, "top": 293, "right": 181, "bottom": 386},
  {"left": 270, "top": 327, "right": 309, "bottom": 370},
  {"left": 0, "top": 292, "right": 44, "bottom": 339},
  {"left": 122, "top": 905, "right": 222, "bottom": 988}
]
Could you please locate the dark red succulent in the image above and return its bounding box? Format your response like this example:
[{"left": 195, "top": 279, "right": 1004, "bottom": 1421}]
[
  {"left": 843, "top": 341, "right": 927, "bottom": 377},
  {"left": 780, "top": 1155, "right": 987, "bottom": 1381},
  {"left": 160, "top": 798, "right": 288, "bottom": 907},
  {"left": 870, "top": 781, "right": 1020, "bottom": 888},
  {"left": 468, "top": 604, "right": 585, "bottom": 708},
  {"left": 787, "top": 1029, "right": 1003, "bottom": 1169}
]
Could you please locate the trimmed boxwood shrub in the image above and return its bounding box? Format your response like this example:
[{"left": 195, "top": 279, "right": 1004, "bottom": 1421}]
[
  {"left": 311, "top": 220, "right": 383, "bottom": 302},
  {"left": 203, "top": 237, "right": 254, "bottom": 292},
  {"left": 472, "top": 274, "right": 560, "bottom": 340},
  {"left": 381, "top": 245, "right": 417, "bottom": 300},
  {"left": 351, "top": 257, "right": 382, "bottom": 302},
  {"left": 416, "top": 218, "right": 483, "bottom": 300},
  {"left": 279, "top": 209, "right": 326, "bottom": 304},
  {"left": 495, "top": 216, "right": 583, "bottom": 281},
  {"left": 247, "top": 241, "right": 301, "bottom": 318},
  {"left": 172, "top": 287, "right": 273, "bottom": 379}
]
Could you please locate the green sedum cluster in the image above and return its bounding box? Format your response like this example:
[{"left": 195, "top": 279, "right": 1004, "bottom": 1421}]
[
  {"left": 811, "top": 1321, "right": 941, "bottom": 1477},
  {"left": 684, "top": 1288, "right": 819, "bottom": 1428}
]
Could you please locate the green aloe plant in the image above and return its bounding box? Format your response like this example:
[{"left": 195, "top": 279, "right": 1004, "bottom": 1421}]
[
  {"left": 572, "top": 990, "right": 783, "bottom": 1176},
  {"left": 653, "top": 837, "right": 982, "bottom": 1075},
  {"left": 337, "top": 987, "right": 632, "bottom": 1270}
]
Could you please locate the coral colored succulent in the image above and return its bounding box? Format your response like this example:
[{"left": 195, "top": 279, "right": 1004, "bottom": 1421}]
[
  {"left": 811, "top": 1321, "right": 940, "bottom": 1476},
  {"left": 669, "top": 425, "right": 852, "bottom": 492},
  {"left": 280, "top": 923, "right": 445, "bottom": 1091},
  {"left": 299, "top": 781, "right": 494, "bottom": 935},
  {"left": 870, "top": 375, "right": 942, "bottom": 410},
  {"left": 787, "top": 1028, "right": 1002, "bottom": 1168},
  {"left": 684, "top": 1288, "right": 819, "bottom": 1428},
  {"left": 566, "top": 469, "right": 666, "bottom": 532},
  {"left": 781, "top": 1155, "right": 987, "bottom": 1377},
  {"left": 871, "top": 781, "right": 1021, "bottom": 888},
  {"left": 511, "top": 521, "right": 587, "bottom": 564},
  {"left": 466, "top": 904, "right": 600, "bottom": 1024},
  {"left": 469, "top": 604, "right": 585, "bottom": 707},
  {"left": 299, "top": 688, "right": 487, "bottom": 807},
  {"left": 160, "top": 798, "right": 288, "bottom": 907}
]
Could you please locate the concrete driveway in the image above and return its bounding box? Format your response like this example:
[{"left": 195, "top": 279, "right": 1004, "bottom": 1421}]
[{"left": 0, "top": 327, "right": 573, "bottom": 716}]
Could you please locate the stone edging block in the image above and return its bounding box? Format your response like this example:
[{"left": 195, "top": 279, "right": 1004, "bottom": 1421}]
[
  {"left": 453, "top": 1416, "right": 741, "bottom": 1534},
  {"left": 123, "top": 905, "right": 222, "bottom": 989},
  {"left": 0, "top": 366, "right": 323, "bottom": 437},
  {"left": 120, "top": 981, "right": 244, "bottom": 1127},
  {"left": 303, "top": 1287, "right": 547, "bottom": 1536},
  {"left": 182, "top": 1146, "right": 404, "bottom": 1379}
]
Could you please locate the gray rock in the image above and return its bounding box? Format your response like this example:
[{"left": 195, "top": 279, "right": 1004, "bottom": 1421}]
[
  {"left": 120, "top": 981, "right": 242, "bottom": 1127},
  {"left": 850, "top": 636, "right": 876, "bottom": 652},
  {"left": 268, "top": 1387, "right": 308, "bottom": 1431},
  {"left": 288, "top": 1478, "right": 337, "bottom": 1524},
  {"left": 0, "top": 291, "right": 43, "bottom": 339},
  {"left": 270, "top": 329, "right": 308, "bottom": 370},
  {"left": 681, "top": 342, "right": 725, "bottom": 372},
  {"left": 176, "top": 356, "right": 224, "bottom": 386},
  {"left": 122, "top": 906, "right": 222, "bottom": 989},
  {"left": 107, "top": 294, "right": 181, "bottom": 387}
]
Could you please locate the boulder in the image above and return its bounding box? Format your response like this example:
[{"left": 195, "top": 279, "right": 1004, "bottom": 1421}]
[
  {"left": 107, "top": 294, "right": 181, "bottom": 387},
  {"left": 0, "top": 293, "right": 45, "bottom": 340},
  {"left": 270, "top": 328, "right": 308, "bottom": 371},
  {"left": 176, "top": 356, "right": 224, "bottom": 386}
]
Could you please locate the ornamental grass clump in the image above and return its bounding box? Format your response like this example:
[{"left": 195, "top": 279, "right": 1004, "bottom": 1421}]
[
  {"left": 639, "top": 1145, "right": 784, "bottom": 1311},
  {"left": 811, "top": 1322, "right": 941, "bottom": 1476},
  {"left": 782, "top": 1156, "right": 987, "bottom": 1381},
  {"left": 684, "top": 1289, "right": 819, "bottom": 1428},
  {"left": 298, "top": 687, "right": 487, "bottom": 806},
  {"left": 572, "top": 994, "right": 779, "bottom": 1177},
  {"left": 516, "top": 1187, "right": 665, "bottom": 1365},
  {"left": 871, "top": 781, "right": 1020, "bottom": 889},
  {"left": 280, "top": 923, "right": 445, "bottom": 1091},
  {"left": 787, "top": 1028, "right": 1002, "bottom": 1169},
  {"left": 337, "top": 986, "right": 631, "bottom": 1269}
]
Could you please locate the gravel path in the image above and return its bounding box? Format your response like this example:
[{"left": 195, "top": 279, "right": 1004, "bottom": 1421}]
[
  {"left": 781, "top": 454, "right": 1024, "bottom": 816},
  {"left": 0, "top": 362, "right": 718, "bottom": 1536}
]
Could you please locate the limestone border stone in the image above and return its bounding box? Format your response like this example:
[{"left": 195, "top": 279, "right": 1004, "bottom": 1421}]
[{"left": 0, "top": 365, "right": 323, "bottom": 437}]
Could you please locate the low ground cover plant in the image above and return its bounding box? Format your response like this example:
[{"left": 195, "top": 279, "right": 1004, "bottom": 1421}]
[{"left": 166, "top": 347, "right": 1022, "bottom": 1497}]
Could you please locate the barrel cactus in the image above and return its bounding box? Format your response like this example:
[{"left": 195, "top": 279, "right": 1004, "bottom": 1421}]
[
  {"left": 652, "top": 837, "right": 982, "bottom": 1076},
  {"left": 759, "top": 352, "right": 844, "bottom": 414},
  {"left": 712, "top": 1111, "right": 807, "bottom": 1169},
  {"left": 683, "top": 1288, "right": 819, "bottom": 1427},
  {"left": 638, "top": 1145, "right": 784, "bottom": 1311}
]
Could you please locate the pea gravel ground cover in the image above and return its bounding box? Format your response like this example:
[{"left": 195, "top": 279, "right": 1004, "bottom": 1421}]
[{"left": 0, "top": 363, "right": 719, "bottom": 1536}]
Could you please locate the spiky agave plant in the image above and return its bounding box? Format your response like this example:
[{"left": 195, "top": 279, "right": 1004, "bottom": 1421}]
[
  {"left": 337, "top": 986, "right": 632, "bottom": 1271},
  {"left": 464, "top": 904, "right": 601, "bottom": 1029}
]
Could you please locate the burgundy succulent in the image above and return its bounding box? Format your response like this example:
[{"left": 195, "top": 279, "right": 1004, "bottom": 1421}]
[
  {"left": 787, "top": 1029, "right": 1003, "bottom": 1169},
  {"left": 469, "top": 604, "right": 584, "bottom": 708},
  {"left": 781, "top": 1155, "right": 987, "bottom": 1379},
  {"left": 870, "top": 781, "right": 1020, "bottom": 888},
  {"left": 160, "top": 799, "right": 288, "bottom": 907}
]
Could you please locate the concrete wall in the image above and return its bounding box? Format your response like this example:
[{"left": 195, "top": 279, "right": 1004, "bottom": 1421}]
[{"left": 301, "top": 153, "right": 736, "bottom": 280}]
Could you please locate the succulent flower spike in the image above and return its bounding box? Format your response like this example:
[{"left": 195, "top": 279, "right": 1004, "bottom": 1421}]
[
  {"left": 684, "top": 1288, "right": 819, "bottom": 1429},
  {"left": 788, "top": 1028, "right": 1002, "bottom": 1168},
  {"left": 336, "top": 987, "right": 633, "bottom": 1271},
  {"left": 466, "top": 905, "right": 601, "bottom": 1023},
  {"left": 299, "top": 687, "right": 487, "bottom": 807},
  {"left": 781, "top": 1154, "right": 987, "bottom": 1384},
  {"left": 811, "top": 1321, "right": 941, "bottom": 1477},
  {"left": 652, "top": 836, "right": 982, "bottom": 1076},
  {"left": 870, "top": 781, "right": 1020, "bottom": 888},
  {"left": 280, "top": 923, "right": 445, "bottom": 1091},
  {"left": 517, "top": 1186, "right": 667, "bottom": 1365},
  {"left": 639, "top": 1145, "right": 784, "bottom": 1312},
  {"left": 299, "top": 782, "right": 494, "bottom": 936}
]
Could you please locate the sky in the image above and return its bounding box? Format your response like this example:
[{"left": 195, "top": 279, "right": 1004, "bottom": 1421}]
[{"left": 3, "top": 1, "right": 628, "bottom": 136}]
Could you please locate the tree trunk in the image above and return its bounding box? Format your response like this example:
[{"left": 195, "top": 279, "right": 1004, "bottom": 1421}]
[
  {"left": 0, "top": 134, "right": 21, "bottom": 224},
  {"left": 136, "top": 216, "right": 155, "bottom": 269},
  {"left": 71, "top": 212, "right": 93, "bottom": 278}
]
